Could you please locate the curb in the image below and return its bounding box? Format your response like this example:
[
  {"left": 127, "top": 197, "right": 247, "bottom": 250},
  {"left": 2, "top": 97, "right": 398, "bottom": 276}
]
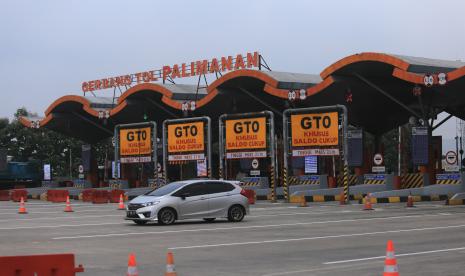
[
  {"left": 446, "top": 199, "right": 465, "bottom": 205},
  {"left": 358, "top": 195, "right": 448, "bottom": 204}
]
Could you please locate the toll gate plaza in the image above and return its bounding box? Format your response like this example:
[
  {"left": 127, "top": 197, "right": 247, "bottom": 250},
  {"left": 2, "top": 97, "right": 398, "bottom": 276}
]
[
  {"left": 19, "top": 51, "right": 465, "bottom": 202},
  {"left": 3, "top": 51, "right": 465, "bottom": 275}
]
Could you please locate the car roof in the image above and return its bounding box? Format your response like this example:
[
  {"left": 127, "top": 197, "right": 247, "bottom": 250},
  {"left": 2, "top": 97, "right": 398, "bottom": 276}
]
[{"left": 180, "top": 179, "right": 240, "bottom": 185}]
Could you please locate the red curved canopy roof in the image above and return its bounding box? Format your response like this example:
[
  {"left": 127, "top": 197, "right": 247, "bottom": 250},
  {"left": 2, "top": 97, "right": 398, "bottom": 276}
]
[{"left": 20, "top": 52, "right": 465, "bottom": 142}]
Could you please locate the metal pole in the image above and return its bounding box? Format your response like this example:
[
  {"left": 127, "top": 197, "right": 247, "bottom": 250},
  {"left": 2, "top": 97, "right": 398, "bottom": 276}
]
[
  {"left": 461, "top": 137, "right": 463, "bottom": 172},
  {"left": 268, "top": 112, "right": 277, "bottom": 203},
  {"left": 398, "top": 126, "right": 402, "bottom": 176},
  {"left": 456, "top": 136, "right": 459, "bottom": 165},
  {"left": 219, "top": 115, "right": 226, "bottom": 179},
  {"left": 339, "top": 105, "right": 349, "bottom": 204},
  {"left": 162, "top": 121, "right": 168, "bottom": 183},
  {"left": 69, "top": 147, "right": 72, "bottom": 180},
  {"left": 152, "top": 122, "right": 157, "bottom": 186},
  {"left": 282, "top": 110, "right": 290, "bottom": 203},
  {"left": 114, "top": 126, "right": 119, "bottom": 179},
  {"left": 206, "top": 117, "right": 212, "bottom": 179}
]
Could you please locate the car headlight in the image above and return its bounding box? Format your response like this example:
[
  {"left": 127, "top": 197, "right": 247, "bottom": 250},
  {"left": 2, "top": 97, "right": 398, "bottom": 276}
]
[{"left": 141, "top": 201, "right": 160, "bottom": 207}]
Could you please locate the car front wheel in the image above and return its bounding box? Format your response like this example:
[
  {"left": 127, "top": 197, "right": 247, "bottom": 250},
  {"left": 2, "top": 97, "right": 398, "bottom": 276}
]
[
  {"left": 227, "top": 205, "right": 245, "bottom": 222},
  {"left": 158, "top": 208, "right": 176, "bottom": 225}
]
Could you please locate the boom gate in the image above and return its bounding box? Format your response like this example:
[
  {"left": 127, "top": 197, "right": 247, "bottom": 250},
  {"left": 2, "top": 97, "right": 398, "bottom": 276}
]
[
  {"left": 283, "top": 105, "right": 348, "bottom": 202},
  {"left": 163, "top": 117, "right": 212, "bottom": 181},
  {"left": 219, "top": 111, "right": 277, "bottom": 201},
  {"left": 114, "top": 121, "right": 159, "bottom": 187}
]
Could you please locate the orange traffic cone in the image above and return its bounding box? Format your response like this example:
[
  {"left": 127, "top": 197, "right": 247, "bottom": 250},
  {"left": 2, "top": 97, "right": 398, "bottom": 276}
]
[
  {"left": 127, "top": 253, "right": 139, "bottom": 276},
  {"left": 118, "top": 194, "right": 125, "bottom": 210},
  {"left": 406, "top": 195, "right": 414, "bottom": 208},
  {"left": 64, "top": 196, "right": 74, "bottom": 212},
  {"left": 363, "top": 194, "right": 374, "bottom": 211},
  {"left": 339, "top": 190, "right": 346, "bottom": 205},
  {"left": 18, "top": 197, "right": 27, "bottom": 214},
  {"left": 165, "top": 251, "right": 177, "bottom": 276},
  {"left": 384, "top": 240, "right": 399, "bottom": 276}
]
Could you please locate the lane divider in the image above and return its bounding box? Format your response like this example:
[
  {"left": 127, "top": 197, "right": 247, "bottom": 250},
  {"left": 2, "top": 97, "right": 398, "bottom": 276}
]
[
  {"left": 359, "top": 195, "right": 448, "bottom": 204},
  {"left": 446, "top": 199, "right": 465, "bottom": 205}
]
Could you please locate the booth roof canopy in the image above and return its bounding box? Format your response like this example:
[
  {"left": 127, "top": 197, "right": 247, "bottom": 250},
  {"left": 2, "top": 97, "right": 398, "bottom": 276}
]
[{"left": 21, "top": 52, "right": 465, "bottom": 143}]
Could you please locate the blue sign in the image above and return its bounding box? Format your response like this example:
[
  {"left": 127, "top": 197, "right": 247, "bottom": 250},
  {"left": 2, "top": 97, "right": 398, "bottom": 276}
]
[
  {"left": 299, "top": 175, "right": 320, "bottom": 181},
  {"left": 364, "top": 174, "right": 386, "bottom": 180},
  {"left": 304, "top": 156, "right": 318, "bottom": 174},
  {"left": 436, "top": 174, "right": 460, "bottom": 181}
]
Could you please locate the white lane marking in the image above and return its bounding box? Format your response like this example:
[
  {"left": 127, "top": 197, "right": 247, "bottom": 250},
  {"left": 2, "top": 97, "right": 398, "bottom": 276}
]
[
  {"left": 261, "top": 262, "right": 383, "bottom": 276},
  {"left": 0, "top": 222, "right": 122, "bottom": 230},
  {"left": 323, "top": 246, "right": 465, "bottom": 265},
  {"left": 53, "top": 213, "right": 450, "bottom": 240},
  {"left": 0, "top": 214, "right": 123, "bottom": 222},
  {"left": 252, "top": 206, "right": 299, "bottom": 211},
  {"left": 168, "top": 224, "right": 465, "bottom": 250},
  {"left": 248, "top": 211, "right": 360, "bottom": 218}
]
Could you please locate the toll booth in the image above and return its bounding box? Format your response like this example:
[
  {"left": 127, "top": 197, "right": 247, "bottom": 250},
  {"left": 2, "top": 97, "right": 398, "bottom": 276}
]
[
  {"left": 219, "top": 111, "right": 277, "bottom": 198},
  {"left": 113, "top": 122, "right": 160, "bottom": 188},
  {"left": 283, "top": 106, "right": 348, "bottom": 201},
  {"left": 162, "top": 117, "right": 212, "bottom": 182}
]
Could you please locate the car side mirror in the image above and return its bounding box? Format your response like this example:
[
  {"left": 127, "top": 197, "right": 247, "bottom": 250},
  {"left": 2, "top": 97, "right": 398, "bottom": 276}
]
[{"left": 180, "top": 192, "right": 190, "bottom": 200}]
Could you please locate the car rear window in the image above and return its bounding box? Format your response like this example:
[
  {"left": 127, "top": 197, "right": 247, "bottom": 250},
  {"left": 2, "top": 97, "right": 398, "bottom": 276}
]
[{"left": 206, "top": 182, "right": 235, "bottom": 194}]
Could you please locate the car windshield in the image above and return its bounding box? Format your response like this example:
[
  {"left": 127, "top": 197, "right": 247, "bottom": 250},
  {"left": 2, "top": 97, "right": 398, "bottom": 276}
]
[{"left": 144, "top": 182, "right": 186, "bottom": 196}]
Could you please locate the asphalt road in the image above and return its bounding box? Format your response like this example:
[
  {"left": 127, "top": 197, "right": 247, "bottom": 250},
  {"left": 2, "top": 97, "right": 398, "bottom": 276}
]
[{"left": 1, "top": 199, "right": 465, "bottom": 275}]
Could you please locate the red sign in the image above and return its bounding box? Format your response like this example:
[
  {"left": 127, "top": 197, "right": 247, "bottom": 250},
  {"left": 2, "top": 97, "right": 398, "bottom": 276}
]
[{"left": 82, "top": 51, "right": 259, "bottom": 93}]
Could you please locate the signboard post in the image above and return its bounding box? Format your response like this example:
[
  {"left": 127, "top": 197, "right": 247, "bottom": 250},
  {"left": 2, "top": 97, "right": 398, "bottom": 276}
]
[
  {"left": 283, "top": 105, "right": 348, "bottom": 203},
  {"left": 162, "top": 117, "right": 212, "bottom": 181},
  {"left": 114, "top": 121, "right": 157, "bottom": 184},
  {"left": 219, "top": 111, "right": 276, "bottom": 201}
]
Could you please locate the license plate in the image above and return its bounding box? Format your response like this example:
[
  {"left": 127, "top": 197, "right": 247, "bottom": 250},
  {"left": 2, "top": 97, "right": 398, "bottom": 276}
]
[{"left": 127, "top": 211, "right": 136, "bottom": 216}]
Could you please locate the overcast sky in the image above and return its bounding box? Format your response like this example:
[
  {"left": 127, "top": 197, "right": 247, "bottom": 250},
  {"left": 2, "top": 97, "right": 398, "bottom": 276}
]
[{"left": 1, "top": 0, "right": 464, "bottom": 142}]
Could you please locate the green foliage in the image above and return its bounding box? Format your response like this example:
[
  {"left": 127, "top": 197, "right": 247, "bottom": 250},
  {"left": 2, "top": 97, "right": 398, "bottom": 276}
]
[
  {"left": 364, "top": 125, "right": 413, "bottom": 174},
  {"left": 0, "top": 108, "right": 112, "bottom": 178}
]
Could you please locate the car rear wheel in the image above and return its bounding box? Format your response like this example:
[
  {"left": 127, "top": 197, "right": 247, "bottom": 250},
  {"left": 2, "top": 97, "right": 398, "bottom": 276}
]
[
  {"left": 203, "top": 218, "right": 216, "bottom": 222},
  {"left": 133, "top": 220, "right": 147, "bottom": 225},
  {"left": 228, "top": 205, "right": 245, "bottom": 222},
  {"left": 158, "top": 208, "right": 176, "bottom": 225}
]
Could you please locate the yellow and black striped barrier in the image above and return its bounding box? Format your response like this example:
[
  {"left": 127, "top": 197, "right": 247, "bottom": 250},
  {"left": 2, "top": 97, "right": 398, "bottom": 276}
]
[
  {"left": 241, "top": 181, "right": 261, "bottom": 187},
  {"left": 436, "top": 174, "right": 461, "bottom": 185},
  {"left": 446, "top": 199, "right": 465, "bottom": 205},
  {"left": 289, "top": 176, "right": 320, "bottom": 185},
  {"left": 289, "top": 194, "right": 360, "bottom": 203},
  {"left": 282, "top": 167, "right": 288, "bottom": 202},
  {"left": 401, "top": 173, "right": 424, "bottom": 189},
  {"left": 336, "top": 175, "right": 358, "bottom": 187},
  {"left": 363, "top": 174, "right": 386, "bottom": 185},
  {"left": 270, "top": 165, "right": 277, "bottom": 202},
  {"left": 358, "top": 195, "right": 448, "bottom": 204}
]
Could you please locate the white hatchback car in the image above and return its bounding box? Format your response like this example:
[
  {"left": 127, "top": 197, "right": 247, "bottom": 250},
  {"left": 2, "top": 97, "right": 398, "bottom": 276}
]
[{"left": 125, "top": 179, "right": 250, "bottom": 225}]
